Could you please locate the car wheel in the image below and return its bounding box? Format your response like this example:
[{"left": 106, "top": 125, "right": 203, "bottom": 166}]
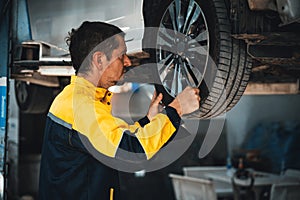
[
  {"left": 15, "top": 80, "right": 55, "bottom": 114},
  {"left": 143, "top": 0, "right": 252, "bottom": 118}
]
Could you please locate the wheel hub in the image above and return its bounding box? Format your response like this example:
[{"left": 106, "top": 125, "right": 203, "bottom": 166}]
[{"left": 175, "top": 36, "right": 189, "bottom": 57}]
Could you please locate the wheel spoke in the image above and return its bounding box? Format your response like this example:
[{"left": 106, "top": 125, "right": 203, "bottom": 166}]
[
  {"left": 188, "top": 44, "right": 208, "bottom": 56},
  {"left": 158, "top": 54, "right": 174, "bottom": 75},
  {"left": 157, "top": 25, "right": 174, "bottom": 48},
  {"left": 177, "top": 63, "right": 183, "bottom": 94},
  {"left": 168, "top": 4, "right": 178, "bottom": 31},
  {"left": 159, "top": 24, "right": 175, "bottom": 41},
  {"left": 170, "top": 63, "right": 178, "bottom": 95},
  {"left": 175, "top": 0, "right": 183, "bottom": 31},
  {"left": 190, "top": 30, "right": 208, "bottom": 43},
  {"left": 157, "top": 34, "right": 173, "bottom": 49},
  {"left": 158, "top": 55, "right": 175, "bottom": 85},
  {"left": 182, "top": 62, "right": 195, "bottom": 87},
  {"left": 161, "top": 64, "right": 175, "bottom": 94},
  {"left": 185, "top": 5, "right": 201, "bottom": 34},
  {"left": 182, "top": 0, "right": 196, "bottom": 34},
  {"left": 184, "top": 57, "right": 199, "bottom": 86}
]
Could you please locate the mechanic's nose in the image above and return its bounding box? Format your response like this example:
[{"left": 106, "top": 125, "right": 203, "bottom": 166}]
[{"left": 123, "top": 54, "right": 132, "bottom": 67}]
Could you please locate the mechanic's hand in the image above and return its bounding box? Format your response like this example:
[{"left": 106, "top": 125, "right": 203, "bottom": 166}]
[
  {"left": 169, "top": 86, "right": 200, "bottom": 116},
  {"left": 147, "top": 91, "right": 163, "bottom": 121}
]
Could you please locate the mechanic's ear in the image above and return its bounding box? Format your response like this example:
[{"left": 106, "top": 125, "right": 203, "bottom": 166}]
[{"left": 92, "top": 51, "right": 104, "bottom": 70}]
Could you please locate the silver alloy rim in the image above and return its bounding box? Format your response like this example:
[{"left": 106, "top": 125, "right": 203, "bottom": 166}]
[{"left": 156, "top": 0, "right": 209, "bottom": 97}]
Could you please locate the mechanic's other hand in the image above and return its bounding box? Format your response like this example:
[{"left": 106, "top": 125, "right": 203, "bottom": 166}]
[
  {"left": 169, "top": 86, "right": 200, "bottom": 116},
  {"left": 147, "top": 91, "right": 163, "bottom": 121}
]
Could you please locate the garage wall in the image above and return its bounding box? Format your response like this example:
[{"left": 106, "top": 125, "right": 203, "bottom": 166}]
[{"left": 225, "top": 94, "right": 300, "bottom": 152}]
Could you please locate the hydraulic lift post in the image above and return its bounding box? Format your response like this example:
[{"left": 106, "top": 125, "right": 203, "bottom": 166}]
[
  {"left": 0, "top": 0, "right": 10, "bottom": 198},
  {"left": 0, "top": 0, "right": 32, "bottom": 199}
]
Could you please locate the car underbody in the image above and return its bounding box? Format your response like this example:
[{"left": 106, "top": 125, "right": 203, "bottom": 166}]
[{"left": 10, "top": 0, "right": 300, "bottom": 115}]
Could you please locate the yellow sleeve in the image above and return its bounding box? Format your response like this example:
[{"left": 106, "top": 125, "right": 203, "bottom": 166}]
[{"left": 72, "top": 99, "right": 176, "bottom": 160}]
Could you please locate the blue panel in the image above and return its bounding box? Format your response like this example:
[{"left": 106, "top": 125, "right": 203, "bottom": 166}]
[
  {"left": 16, "top": 0, "right": 32, "bottom": 43},
  {"left": 0, "top": 0, "right": 9, "bottom": 77},
  {"left": 0, "top": 0, "right": 9, "bottom": 176},
  {"left": 0, "top": 78, "right": 6, "bottom": 169}
]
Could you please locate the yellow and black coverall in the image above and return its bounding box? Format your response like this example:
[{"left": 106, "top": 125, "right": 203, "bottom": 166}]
[{"left": 38, "top": 76, "right": 181, "bottom": 200}]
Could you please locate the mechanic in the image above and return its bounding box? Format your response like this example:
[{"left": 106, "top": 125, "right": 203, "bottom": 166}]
[{"left": 38, "top": 21, "right": 200, "bottom": 200}]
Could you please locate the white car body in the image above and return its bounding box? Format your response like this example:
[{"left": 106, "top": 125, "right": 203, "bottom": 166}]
[{"left": 27, "top": 0, "right": 145, "bottom": 55}]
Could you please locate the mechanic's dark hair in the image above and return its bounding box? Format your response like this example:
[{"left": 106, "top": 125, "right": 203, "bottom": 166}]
[{"left": 66, "top": 21, "right": 125, "bottom": 74}]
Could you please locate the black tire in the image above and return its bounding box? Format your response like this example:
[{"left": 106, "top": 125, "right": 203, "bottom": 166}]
[
  {"left": 143, "top": 0, "right": 252, "bottom": 118},
  {"left": 15, "top": 80, "right": 55, "bottom": 114}
]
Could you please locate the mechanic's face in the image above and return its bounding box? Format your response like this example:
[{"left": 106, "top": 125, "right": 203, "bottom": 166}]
[{"left": 98, "top": 35, "right": 131, "bottom": 89}]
